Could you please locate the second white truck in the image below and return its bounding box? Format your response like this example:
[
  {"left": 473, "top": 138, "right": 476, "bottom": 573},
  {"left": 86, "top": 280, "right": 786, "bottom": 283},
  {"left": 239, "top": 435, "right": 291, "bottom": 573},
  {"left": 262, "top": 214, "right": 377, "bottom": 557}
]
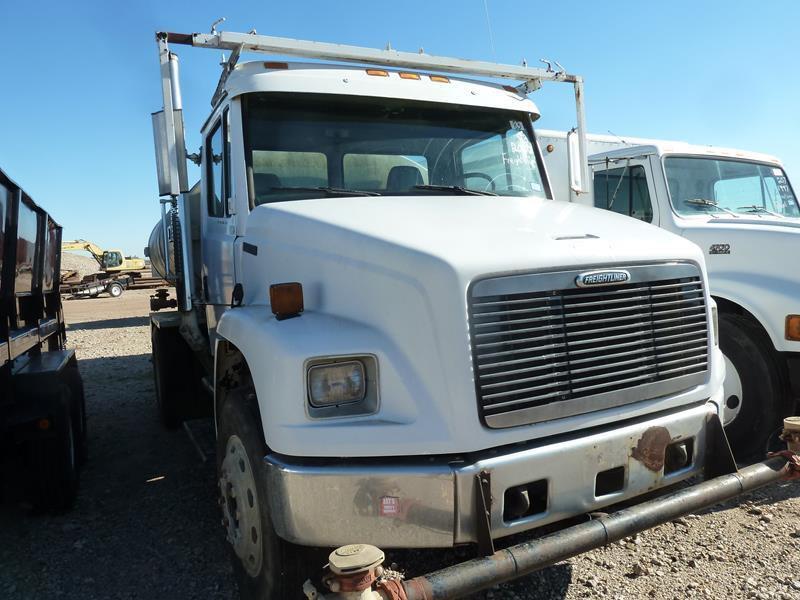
[{"left": 540, "top": 130, "right": 800, "bottom": 457}]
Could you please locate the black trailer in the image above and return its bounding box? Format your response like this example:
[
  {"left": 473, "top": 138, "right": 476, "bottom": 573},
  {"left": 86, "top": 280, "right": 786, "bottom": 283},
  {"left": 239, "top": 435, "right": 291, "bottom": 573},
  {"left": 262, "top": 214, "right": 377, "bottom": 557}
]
[
  {"left": 61, "top": 273, "right": 132, "bottom": 299},
  {"left": 0, "top": 168, "right": 86, "bottom": 510}
]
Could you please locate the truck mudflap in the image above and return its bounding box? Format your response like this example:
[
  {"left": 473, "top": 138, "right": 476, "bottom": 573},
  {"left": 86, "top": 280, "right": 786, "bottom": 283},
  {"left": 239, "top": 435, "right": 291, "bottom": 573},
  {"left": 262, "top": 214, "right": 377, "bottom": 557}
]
[{"left": 303, "top": 423, "right": 799, "bottom": 600}]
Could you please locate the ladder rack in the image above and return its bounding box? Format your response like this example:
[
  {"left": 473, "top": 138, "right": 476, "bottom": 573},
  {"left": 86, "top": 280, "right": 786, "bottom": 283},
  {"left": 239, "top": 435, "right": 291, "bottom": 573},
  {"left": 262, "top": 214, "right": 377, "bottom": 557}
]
[
  {"left": 152, "top": 29, "right": 591, "bottom": 314},
  {"left": 161, "top": 30, "right": 580, "bottom": 86}
]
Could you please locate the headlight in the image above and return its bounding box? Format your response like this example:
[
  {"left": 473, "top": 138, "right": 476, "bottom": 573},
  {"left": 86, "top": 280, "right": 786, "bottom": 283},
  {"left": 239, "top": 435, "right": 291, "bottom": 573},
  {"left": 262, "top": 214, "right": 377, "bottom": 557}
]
[{"left": 308, "top": 360, "right": 366, "bottom": 407}]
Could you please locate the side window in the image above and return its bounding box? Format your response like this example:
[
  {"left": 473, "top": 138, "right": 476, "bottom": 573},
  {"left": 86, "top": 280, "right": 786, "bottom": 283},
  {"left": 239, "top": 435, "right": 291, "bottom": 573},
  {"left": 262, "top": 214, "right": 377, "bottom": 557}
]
[
  {"left": 594, "top": 166, "right": 653, "bottom": 222},
  {"left": 206, "top": 111, "right": 230, "bottom": 217}
]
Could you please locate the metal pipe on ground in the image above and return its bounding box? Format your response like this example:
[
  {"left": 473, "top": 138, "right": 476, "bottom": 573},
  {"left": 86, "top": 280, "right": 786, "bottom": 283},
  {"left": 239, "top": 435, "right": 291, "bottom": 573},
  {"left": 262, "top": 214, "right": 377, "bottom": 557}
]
[{"left": 395, "top": 457, "right": 789, "bottom": 600}]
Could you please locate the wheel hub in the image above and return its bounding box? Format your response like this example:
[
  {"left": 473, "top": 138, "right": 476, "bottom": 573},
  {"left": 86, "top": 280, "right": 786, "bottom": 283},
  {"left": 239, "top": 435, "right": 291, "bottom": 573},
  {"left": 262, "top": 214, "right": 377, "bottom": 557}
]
[
  {"left": 722, "top": 353, "right": 744, "bottom": 427},
  {"left": 219, "top": 435, "right": 262, "bottom": 577}
]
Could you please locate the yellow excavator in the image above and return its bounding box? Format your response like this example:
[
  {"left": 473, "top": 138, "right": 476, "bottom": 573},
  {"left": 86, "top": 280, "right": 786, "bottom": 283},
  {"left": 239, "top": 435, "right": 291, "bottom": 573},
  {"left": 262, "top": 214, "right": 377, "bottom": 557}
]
[{"left": 61, "top": 240, "right": 146, "bottom": 273}]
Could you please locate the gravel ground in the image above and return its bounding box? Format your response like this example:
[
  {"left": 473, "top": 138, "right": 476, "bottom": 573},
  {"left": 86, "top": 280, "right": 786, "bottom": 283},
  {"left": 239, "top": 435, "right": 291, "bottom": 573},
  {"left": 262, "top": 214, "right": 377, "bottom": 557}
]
[{"left": 1, "top": 289, "right": 798, "bottom": 599}]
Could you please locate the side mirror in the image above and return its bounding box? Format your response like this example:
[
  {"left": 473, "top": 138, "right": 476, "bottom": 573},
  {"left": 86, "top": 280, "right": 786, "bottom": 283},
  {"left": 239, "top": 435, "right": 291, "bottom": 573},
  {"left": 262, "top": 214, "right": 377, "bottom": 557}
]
[
  {"left": 566, "top": 129, "right": 584, "bottom": 195},
  {"left": 152, "top": 110, "right": 189, "bottom": 196}
]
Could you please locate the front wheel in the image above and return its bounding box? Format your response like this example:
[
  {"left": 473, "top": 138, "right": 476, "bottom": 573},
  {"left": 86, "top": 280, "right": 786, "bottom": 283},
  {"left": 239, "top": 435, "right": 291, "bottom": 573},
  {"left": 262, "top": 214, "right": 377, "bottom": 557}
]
[
  {"left": 719, "top": 313, "right": 786, "bottom": 460},
  {"left": 216, "top": 395, "right": 306, "bottom": 599}
]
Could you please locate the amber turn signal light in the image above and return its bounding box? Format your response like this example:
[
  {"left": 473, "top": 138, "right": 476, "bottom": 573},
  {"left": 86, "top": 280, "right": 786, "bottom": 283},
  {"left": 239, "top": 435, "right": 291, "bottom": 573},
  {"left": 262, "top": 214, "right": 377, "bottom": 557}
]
[
  {"left": 270, "top": 282, "right": 304, "bottom": 320},
  {"left": 786, "top": 315, "right": 800, "bottom": 341}
]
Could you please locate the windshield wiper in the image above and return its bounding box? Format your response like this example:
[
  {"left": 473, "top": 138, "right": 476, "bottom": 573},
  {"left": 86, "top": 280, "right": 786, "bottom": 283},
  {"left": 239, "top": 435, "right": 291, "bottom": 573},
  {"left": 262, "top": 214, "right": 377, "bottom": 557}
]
[
  {"left": 268, "top": 186, "right": 381, "bottom": 197},
  {"left": 412, "top": 184, "right": 497, "bottom": 196},
  {"left": 684, "top": 198, "right": 739, "bottom": 217},
  {"left": 737, "top": 205, "right": 781, "bottom": 217}
]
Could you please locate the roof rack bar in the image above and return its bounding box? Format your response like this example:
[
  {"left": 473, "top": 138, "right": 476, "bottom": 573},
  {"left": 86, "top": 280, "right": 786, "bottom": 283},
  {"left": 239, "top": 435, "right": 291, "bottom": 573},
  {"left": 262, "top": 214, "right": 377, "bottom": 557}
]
[{"left": 161, "top": 31, "right": 580, "bottom": 85}]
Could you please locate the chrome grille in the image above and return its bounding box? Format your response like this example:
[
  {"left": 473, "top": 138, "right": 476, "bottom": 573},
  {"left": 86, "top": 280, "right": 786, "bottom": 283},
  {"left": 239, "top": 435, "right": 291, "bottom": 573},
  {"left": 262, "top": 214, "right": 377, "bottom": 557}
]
[{"left": 469, "top": 263, "right": 709, "bottom": 429}]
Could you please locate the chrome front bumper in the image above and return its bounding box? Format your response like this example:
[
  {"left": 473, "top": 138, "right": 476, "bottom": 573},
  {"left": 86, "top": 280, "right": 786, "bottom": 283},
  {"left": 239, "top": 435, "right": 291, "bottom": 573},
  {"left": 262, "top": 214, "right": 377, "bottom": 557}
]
[{"left": 265, "top": 402, "right": 718, "bottom": 548}]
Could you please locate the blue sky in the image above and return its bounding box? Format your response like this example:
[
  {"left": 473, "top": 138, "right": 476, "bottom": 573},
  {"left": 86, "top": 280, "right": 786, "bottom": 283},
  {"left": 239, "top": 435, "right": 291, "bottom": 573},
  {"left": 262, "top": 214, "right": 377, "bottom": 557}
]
[{"left": 3, "top": 1, "right": 799, "bottom": 255}]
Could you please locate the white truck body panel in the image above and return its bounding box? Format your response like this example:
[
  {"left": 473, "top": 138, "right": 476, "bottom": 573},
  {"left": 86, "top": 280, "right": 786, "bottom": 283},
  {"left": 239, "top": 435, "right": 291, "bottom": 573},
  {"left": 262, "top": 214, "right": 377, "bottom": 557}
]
[
  {"left": 217, "top": 193, "right": 723, "bottom": 457},
  {"left": 539, "top": 129, "right": 800, "bottom": 354},
  {"left": 151, "top": 38, "right": 728, "bottom": 550},
  {"left": 226, "top": 62, "right": 540, "bottom": 114}
]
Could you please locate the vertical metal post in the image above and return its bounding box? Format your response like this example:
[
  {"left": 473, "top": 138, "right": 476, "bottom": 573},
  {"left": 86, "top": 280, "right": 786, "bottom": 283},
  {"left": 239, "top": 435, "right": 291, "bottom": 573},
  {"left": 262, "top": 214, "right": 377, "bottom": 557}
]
[
  {"left": 157, "top": 34, "right": 193, "bottom": 312},
  {"left": 572, "top": 77, "right": 590, "bottom": 196},
  {"left": 157, "top": 34, "right": 182, "bottom": 199}
]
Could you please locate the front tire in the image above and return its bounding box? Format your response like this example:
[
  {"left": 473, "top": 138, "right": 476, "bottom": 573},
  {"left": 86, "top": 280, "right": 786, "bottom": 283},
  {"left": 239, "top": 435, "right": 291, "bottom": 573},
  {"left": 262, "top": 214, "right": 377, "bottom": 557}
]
[
  {"left": 151, "top": 325, "right": 184, "bottom": 429},
  {"left": 216, "top": 394, "right": 305, "bottom": 599},
  {"left": 719, "top": 313, "right": 786, "bottom": 460},
  {"left": 63, "top": 363, "right": 88, "bottom": 465}
]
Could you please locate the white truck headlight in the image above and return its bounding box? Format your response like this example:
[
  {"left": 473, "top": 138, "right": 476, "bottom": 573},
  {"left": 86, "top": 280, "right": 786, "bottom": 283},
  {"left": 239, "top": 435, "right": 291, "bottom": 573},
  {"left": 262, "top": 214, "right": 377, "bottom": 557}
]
[{"left": 308, "top": 360, "right": 366, "bottom": 407}]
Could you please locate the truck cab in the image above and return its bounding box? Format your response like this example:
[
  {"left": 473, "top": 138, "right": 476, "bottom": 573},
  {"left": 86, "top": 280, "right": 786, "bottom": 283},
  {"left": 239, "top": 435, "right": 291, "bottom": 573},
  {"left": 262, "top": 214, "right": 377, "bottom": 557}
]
[
  {"left": 149, "top": 32, "right": 728, "bottom": 599},
  {"left": 539, "top": 130, "right": 800, "bottom": 457}
]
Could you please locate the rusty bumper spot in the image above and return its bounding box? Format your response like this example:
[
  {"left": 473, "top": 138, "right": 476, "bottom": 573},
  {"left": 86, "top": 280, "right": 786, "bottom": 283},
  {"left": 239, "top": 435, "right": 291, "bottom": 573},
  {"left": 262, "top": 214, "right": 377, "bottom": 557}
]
[{"left": 631, "top": 426, "right": 671, "bottom": 472}]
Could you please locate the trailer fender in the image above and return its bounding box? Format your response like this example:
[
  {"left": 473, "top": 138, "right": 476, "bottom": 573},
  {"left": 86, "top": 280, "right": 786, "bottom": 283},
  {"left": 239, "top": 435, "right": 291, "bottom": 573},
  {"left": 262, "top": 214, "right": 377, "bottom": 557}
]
[{"left": 214, "top": 307, "right": 428, "bottom": 455}]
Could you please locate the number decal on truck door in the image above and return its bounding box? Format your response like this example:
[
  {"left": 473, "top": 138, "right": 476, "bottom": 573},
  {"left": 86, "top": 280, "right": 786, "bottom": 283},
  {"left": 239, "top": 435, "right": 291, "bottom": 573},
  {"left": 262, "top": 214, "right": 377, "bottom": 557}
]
[{"left": 709, "top": 243, "right": 731, "bottom": 255}]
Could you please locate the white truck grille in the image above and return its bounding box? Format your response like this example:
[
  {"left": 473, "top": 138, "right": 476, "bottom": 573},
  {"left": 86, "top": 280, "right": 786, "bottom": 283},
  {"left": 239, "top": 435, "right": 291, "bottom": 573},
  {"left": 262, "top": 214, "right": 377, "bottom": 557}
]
[{"left": 468, "top": 263, "right": 710, "bottom": 429}]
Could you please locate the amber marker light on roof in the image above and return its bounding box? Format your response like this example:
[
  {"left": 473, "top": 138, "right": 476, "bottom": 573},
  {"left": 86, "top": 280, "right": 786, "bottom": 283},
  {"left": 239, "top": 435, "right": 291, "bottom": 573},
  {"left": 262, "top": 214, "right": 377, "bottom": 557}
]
[
  {"left": 270, "top": 282, "right": 305, "bottom": 320},
  {"left": 366, "top": 69, "right": 389, "bottom": 77},
  {"left": 263, "top": 61, "right": 289, "bottom": 69},
  {"left": 502, "top": 85, "right": 518, "bottom": 93},
  {"left": 399, "top": 72, "right": 421, "bottom": 80},
  {"left": 429, "top": 75, "right": 450, "bottom": 83},
  {"left": 786, "top": 315, "right": 800, "bottom": 341}
]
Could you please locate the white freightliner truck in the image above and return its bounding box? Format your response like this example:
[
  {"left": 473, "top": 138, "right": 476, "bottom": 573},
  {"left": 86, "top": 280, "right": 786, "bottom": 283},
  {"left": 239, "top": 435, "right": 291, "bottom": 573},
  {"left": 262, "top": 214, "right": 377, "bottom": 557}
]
[
  {"left": 148, "top": 30, "right": 729, "bottom": 598},
  {"left": 539, "top": 130, "right": 800, "bottom": 458}
]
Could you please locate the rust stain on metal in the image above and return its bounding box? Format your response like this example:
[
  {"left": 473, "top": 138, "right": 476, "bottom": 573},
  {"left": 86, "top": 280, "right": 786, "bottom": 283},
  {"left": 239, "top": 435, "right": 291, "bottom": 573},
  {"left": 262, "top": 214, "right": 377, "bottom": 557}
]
[
  {"left": 631, "top": 426, "right": 671, "bottom": 472},
  {"left": 376, "top": 578, "right": 410, "bottom": 600},
  {"left": 401, "top": 577, "right": 434, "bottom": 600}
]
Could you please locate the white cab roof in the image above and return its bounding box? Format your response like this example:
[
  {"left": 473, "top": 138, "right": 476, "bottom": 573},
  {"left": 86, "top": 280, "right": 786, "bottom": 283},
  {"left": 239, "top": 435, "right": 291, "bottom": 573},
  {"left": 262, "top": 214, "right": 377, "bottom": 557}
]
[
  {"left": 225, "top": 61, "right": 540, "bottom": 116},
  {"left": 537, "top": 129, "right": 782, "bottom": 166}
]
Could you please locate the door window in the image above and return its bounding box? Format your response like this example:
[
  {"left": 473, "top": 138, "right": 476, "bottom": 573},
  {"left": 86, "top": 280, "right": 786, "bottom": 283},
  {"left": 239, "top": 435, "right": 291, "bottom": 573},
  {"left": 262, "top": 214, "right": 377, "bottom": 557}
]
[
  {"left": 594, "top": 165, "right": 653, "bottom": 222},
  {"left": 102, "top": 251, "right": 122, "bottom": 268},
  {"left": 206, "top": 111, "right": 230, "bottom": 217}
]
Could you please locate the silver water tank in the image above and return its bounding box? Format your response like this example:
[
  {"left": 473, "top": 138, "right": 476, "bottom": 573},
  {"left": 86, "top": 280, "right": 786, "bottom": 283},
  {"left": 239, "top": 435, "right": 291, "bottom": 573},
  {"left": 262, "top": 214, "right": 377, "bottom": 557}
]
[{"left": 147, "top": 220, "right": 174, "bottom": 279}]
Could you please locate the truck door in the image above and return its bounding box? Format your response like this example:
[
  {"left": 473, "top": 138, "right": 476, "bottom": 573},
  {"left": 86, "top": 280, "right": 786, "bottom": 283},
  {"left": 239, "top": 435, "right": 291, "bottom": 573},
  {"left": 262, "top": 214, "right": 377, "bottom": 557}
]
[
  {"left": 201, "top": 108, "right": 237, "bottom": 323},
  {"left": 592, "top": 158, "right": 659, "bottom": 226}
]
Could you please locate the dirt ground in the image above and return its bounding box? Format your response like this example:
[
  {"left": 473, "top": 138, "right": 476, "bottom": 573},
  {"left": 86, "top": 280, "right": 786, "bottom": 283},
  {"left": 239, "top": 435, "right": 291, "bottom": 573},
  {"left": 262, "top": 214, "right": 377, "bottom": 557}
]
[{"left": 1, "top": 289, "right": 798, "bottom": 599}]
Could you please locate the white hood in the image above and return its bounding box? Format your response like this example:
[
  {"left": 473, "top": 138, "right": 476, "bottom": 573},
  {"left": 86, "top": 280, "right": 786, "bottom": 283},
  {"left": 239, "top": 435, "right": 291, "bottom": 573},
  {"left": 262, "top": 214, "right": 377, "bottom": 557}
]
[
  {"left": 245, "top": 195, "right": 703, "bottom": 289},
  {"left": 233, "top": 195, "right": 716, "bottom": 456}
]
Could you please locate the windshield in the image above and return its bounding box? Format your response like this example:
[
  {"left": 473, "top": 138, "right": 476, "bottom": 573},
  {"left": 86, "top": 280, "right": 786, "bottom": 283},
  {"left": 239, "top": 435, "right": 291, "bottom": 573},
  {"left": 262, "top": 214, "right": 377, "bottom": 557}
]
[
  {"left": 242, "top": 93, "right": 547, "bottom": 205},
  {"left": 664, "top": 156, "right": 800, "bottom": 218}
]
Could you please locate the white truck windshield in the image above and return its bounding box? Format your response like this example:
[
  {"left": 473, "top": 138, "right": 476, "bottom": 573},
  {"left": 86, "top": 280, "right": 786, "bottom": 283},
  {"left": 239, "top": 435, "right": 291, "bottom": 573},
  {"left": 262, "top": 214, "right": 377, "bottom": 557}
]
[
  {"left": 664, "top": 157, "right": 800, "bottom": 218},
  {"left": 242, "top": 93, "right": 547, "bottom": 205}
]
